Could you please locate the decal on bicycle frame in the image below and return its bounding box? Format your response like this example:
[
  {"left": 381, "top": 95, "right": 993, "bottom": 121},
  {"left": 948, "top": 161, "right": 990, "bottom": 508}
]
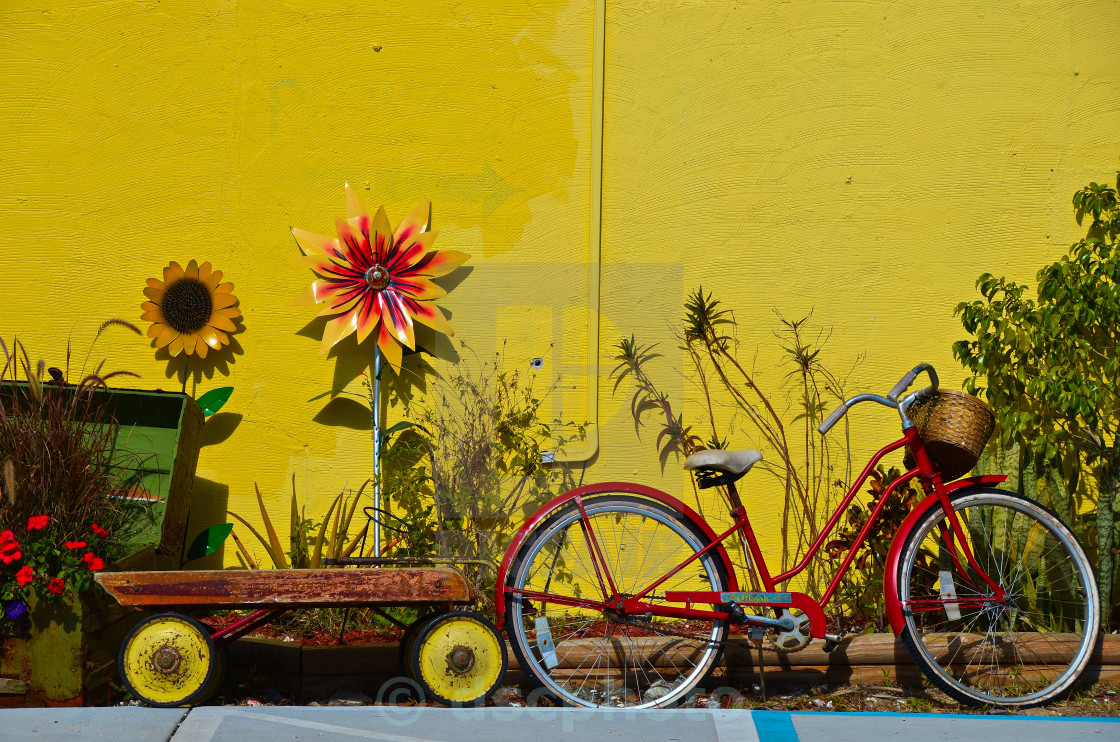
[{"left": 720, "top": 592, "right": 793, "bottom": 605}]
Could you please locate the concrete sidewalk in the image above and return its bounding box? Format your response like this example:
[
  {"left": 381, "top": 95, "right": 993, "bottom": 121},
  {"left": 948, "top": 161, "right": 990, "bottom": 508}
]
[
  {"left": 2, "top": 707, "right": 1117, "bottom": 742},
  {"left": 2, "top": 708, "right": 1120, "bottom": 742}
]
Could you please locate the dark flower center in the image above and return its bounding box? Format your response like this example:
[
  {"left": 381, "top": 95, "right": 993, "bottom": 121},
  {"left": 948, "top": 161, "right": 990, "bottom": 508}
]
[
  {"left": 161, "top": 278, "right": 212, "bottom": 334},
  {"left": 365, "top": 264, "right": 391, "bottom": 290}
]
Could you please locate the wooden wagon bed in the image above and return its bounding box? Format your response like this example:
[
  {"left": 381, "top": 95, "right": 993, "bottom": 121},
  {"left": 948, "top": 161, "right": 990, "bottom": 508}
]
[{"left": 95, "top": 567, "right": 474, "bottom": 609}]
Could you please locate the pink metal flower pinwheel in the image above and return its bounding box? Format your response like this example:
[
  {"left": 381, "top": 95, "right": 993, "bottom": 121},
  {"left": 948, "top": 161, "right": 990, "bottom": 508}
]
[{"left": 291, "top": 185, "right": 468, "bottom": 373}]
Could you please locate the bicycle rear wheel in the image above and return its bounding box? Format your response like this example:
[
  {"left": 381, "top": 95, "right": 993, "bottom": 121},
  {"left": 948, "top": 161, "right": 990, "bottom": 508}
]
[
  {"left": 505, "top": 494, "right": 730, "bottom": 708},
  {"left": 897, "top": 489, "right": 1099, "bottom": 707}
]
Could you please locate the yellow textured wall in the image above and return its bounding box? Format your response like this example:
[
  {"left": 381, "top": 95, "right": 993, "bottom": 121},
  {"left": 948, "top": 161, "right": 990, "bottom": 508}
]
[{"left": 2, "top": 1, "right": 1118, "bottom": 568}]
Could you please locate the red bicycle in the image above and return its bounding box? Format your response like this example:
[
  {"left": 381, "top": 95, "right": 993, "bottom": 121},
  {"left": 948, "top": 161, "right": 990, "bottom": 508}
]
[{"left": 494, "top": 364, "right": 1100, "bottom": 708}]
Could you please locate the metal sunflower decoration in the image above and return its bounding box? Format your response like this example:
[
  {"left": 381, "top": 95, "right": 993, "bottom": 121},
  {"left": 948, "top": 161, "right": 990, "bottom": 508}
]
[
  {"left": 141, "top": 260, "right": 239, "bottom": 358},
  {"left": 291, "top": 184, "right": 467, "bottom": 372},
  {"left": 292, "top": 185, "right": 468, "bottom": 554}
]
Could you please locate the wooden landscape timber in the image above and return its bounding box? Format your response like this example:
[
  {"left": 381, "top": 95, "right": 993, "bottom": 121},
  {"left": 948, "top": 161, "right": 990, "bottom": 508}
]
[
  {"left": 224, "top": 633, "right": 1120, "bottom": 701},
  {"left": 95, "top": 568, "right": 474, "bottom": 608}
]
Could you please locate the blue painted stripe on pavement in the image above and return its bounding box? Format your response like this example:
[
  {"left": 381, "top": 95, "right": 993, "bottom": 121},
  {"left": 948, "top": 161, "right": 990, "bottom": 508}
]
[
  {"left": 752, "top": 711, "right": 800, "bottom": 741},
  {"left": 786, "top": 711, "right": 1120, "bottom": 723}
]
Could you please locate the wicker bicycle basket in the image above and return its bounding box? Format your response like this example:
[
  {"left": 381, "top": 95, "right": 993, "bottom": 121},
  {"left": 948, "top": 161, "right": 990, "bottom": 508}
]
[{"left": 903, "top": 390, "right": 995, "bottom": 481}]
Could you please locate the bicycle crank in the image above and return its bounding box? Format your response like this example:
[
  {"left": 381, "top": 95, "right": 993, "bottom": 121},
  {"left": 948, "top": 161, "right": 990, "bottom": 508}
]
[{"left": 721, "top": 602, "right": 796, "bottom": 633}]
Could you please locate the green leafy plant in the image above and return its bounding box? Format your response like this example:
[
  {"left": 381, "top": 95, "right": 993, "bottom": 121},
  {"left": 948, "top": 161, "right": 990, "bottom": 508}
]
[
  {"left": 954, "top": 172, "right": 1120, "bottom": 627},
  {"left": 227, "top": 476, "right": 368, "bottom": 569},
  {"left": 388, "top": 344, "right": 586, "bottom": 603},
  {"left": 825, "top": 466, "right": 930, "bottom": 630},
  {"left": 0, "top": 323, "right": 147, "bottom": 620}
]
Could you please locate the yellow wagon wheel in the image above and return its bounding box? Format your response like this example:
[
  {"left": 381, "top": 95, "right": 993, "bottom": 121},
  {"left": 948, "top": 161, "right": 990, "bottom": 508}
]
[
  {"left": 409, "top": 611, "right": 507, "bottom": 706},
  {"left": 118, "top": 613, "right": 217, "bottom": 707},
  {"left": 398, "top": 613, "right": 438, "bottom": 680}
]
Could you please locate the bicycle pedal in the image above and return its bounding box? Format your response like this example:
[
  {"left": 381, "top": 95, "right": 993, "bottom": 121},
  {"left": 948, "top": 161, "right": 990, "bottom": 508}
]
[
  {"left": 822, "top": 630, "right": 849, "bottom": 653},
  {"left": 721, "top": 602, "right": 750, "bottom": 625}
]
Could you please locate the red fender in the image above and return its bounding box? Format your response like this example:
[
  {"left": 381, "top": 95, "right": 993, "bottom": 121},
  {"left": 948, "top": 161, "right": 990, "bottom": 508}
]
[
  {"left": 882, "top": 474, "right": 1008, "bottom": 634},
  {"left": 493, "top": 482, "right": 740, "bottom": 628}
]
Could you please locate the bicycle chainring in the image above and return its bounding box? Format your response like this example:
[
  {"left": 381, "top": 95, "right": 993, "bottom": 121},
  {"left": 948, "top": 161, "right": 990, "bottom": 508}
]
[{"left": 766, "top": 608, "right": 812, "bottom": 652}]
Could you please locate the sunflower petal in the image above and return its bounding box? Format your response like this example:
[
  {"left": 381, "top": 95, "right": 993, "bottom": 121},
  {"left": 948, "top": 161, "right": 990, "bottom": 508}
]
[
  {"left": 413, "top": 249, "right": 469, "bottom": 278},
  {"left": 144, "top": 286, "right": 165, "bottom": 303},
  {"left": 292, "top": 280, "right": 331, "bottom": 306},
  {"left": 408, "top": 300, "right": 454, "bottom": 336},
  {"left": 203, "top": 270, "right": 225, "bottom": 291},
  {"left": 298, "top": 252, "right": 364, "bottom": 281},
  {"left": 320, "top": 312, "right": 359, "bottom": 354},
  {"left": 391, "top": 277, "right": 446, "bottom": 301},
  {"left": 335, "top": 217, "right": 372, "bottom": 271},
  {"left": 141, "top": 309, "right": 162, "bottom": 322},
  {"left": 371, "top": 207, "right": 394, "bottom": 265},
  {"left": 212, "top": 293, "right": 238, "bottom": 310},
  {"left": 214, "top": 281, "right": 235, "bottom": 295},
  {"left": 164, "top": 262, "right": 185, "bottom": 284},
  {"left": 395, "top": 199, "right": 431, "bottom": 245},
  {"left": 146, "top": 278, "right": 166, "bottom": 291},
  {"left": 345, "top": 183, "right": 369, "bottom": 221},
  {"left": 141, "top": 301, "right": 161, "bottom": 313},
  {"left": 181, "top": 333, "right": 198, "bottom": 355},
  {"left": 388, "top": 231, "right": 436, "bottom": 273},
  {"left": 198, "top": 261, "right": 213, "bottom": 281},
  {"left": 315, "top": 285, "right": 366, "bottom": 317},
  {"left": 168, "top": 334, "right": 186, "bottom": 357},
  {"left": 155, "top": 325, "right": 178, "bottom": 348},
  {"left": 383, "top": 292, "right": 416, "bottom": 349},
  {"left": 147, "top": 322, "right": 167, "bottom": 339},
  {"left": 354, "top": 294, "right": 383, "bottom": 344},
  {"left": 291, "top": 227, "right": 337, "bottom": 257},
  {"left": 186, "top": 260, "right": 199, "bottom": 280},
  {"left": 376, "top": 322, "right": 403, "bottom": 373},
  {"left": 195, "top": 338, "right": 209, "bottom": 359},
  {"left": 198, "top": 326, "right": 223, "bottom": 349},
  {"left": 208, "top": 313, "right": 237, "bottom": 333}
]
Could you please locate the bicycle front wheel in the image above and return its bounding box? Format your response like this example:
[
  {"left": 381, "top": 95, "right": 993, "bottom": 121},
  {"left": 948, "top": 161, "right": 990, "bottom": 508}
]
[
  {"left": 505, "top": 494, "right": 730, "bottom": 708},
  {"left": 897, "top": 489, "right": 1099, "bottom": 707}
]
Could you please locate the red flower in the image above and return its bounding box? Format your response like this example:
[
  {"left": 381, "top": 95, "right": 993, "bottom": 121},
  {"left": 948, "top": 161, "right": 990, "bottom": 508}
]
[
  {"left": 64, "top": 541, "right": 87, "bottom": 550},
  {"left": 26, "top": 515, "right": 49, "bottom": 531},
  {"left": 15, "top": 565, "right": 34, "bottom": 587},
  {"left": 47, "top": 578, "right": 66, "bottom": 595},
  {"left": 0, "top": 534, "right": 21, "bottom": 565},
  {"left": 90, "top": 523, "right": 109, "bottom": 539},
  {"left": 82, "top": 553, "right": 105, "bottom": 571}
]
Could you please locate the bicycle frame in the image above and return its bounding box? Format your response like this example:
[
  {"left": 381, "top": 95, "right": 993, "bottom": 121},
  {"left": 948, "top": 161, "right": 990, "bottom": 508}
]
[{"left": 499, "top": 425, "right": 1009, "bottom": 640}]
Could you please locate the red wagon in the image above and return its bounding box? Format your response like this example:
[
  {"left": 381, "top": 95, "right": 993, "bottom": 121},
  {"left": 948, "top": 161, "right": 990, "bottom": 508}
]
[{"left": 96, "top": 563, "right": 507, "bottom": 707}]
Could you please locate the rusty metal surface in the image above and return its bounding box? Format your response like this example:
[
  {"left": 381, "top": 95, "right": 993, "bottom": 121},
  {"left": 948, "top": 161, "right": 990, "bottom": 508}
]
[
  {"left": 95, "top": 568, "right": 474, "bottom": 608},
  {"left": 322, "top": 557, "right": 489, "bottom": 567}
]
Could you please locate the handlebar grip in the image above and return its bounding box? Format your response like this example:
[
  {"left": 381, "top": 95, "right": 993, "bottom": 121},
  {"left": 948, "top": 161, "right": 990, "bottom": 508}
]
[
  {"left": 818, "top": 403, "right": 849, "bottom": 435},
  {"left": 889, "top": 363, "right": 940, "bottom": 402}
]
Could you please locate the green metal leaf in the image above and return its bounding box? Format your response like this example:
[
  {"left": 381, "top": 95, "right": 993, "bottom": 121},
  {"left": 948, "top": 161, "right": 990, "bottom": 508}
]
[
  {"left": 185, "top": 523, "right": 233, "bottom": 562},
  {"left": 197, "top": 386, "right": 234, "bottom": 418}
]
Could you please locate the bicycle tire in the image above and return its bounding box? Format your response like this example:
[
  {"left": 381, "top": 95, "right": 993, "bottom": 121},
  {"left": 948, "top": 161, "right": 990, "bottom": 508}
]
[
  {"left": 505, "top": 493, "right": 730, "bottom": 708},
  {"left": 896, "top": 488, "right": 1099, "bottom": 707}
]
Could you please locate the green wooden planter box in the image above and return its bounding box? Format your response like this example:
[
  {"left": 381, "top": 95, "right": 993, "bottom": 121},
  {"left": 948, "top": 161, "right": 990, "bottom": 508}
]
[{"left": 0, "top": 386, "right": 203, "bottom": 706}]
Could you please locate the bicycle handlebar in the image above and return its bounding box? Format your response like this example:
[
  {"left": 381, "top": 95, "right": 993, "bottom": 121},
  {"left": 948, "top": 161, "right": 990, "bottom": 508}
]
[
  {"left": 888, "top": 363, "right": 939, "bottom": 402},
  {"left": 817, "top": 364, "right": 940, "bottom": 435}
]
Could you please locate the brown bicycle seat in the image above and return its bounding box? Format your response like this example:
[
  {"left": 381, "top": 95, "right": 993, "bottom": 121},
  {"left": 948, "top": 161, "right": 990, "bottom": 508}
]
[{"left": 683, "top": 449, "right": 762, "bottom": 476}]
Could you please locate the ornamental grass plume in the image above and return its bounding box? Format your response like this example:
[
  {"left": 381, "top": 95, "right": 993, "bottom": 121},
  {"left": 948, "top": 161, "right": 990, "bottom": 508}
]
[{"left": 0, "top": 324, "right": 141, "bottom": 556}]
